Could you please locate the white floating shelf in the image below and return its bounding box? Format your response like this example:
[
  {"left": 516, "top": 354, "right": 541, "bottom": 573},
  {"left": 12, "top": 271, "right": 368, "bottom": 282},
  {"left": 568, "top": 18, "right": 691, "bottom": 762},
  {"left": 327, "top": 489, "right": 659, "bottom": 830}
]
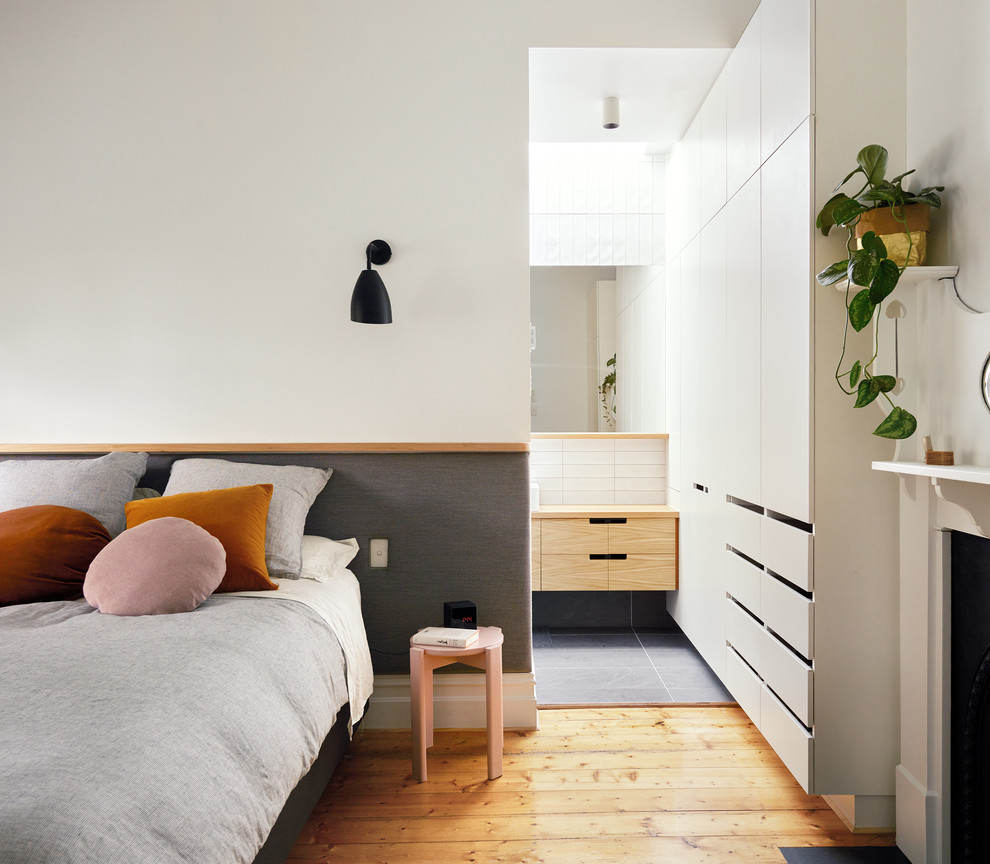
[
  {"left": 873, "top": 460, "right": 990, "bottom": 486},
  {"left": 833, "top": 265, "right": 959, "bottom": 290}
]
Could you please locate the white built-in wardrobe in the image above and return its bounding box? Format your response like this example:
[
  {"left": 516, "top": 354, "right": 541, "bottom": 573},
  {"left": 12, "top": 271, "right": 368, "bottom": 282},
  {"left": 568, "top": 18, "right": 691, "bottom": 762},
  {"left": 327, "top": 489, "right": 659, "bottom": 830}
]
[{"left": 666, "top": 0, "right": 907, "bottom": 829}]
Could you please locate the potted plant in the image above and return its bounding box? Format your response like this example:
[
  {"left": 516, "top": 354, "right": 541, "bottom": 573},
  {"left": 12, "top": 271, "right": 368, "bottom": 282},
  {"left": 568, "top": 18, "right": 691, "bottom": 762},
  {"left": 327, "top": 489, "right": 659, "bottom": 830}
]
[
  {"left": 815, "top": 144, "right": 943, "bottom": 440},
  {"left": 599, "top": 353, "right": 616, "bottom": 429}
]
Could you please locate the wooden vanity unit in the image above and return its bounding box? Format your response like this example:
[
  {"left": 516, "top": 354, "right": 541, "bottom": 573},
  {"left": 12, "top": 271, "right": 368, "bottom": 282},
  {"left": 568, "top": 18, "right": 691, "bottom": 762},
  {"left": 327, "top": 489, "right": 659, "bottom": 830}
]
[{"left": 531, "top": 505, "right": 678, "bottom": 592}]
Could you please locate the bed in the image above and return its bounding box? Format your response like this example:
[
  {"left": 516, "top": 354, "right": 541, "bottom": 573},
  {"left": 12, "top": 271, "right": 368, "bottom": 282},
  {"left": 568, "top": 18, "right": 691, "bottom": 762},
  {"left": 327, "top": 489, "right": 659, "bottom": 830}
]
[{"left": 0, "top": 452, "right": 374, "bottom": 864}]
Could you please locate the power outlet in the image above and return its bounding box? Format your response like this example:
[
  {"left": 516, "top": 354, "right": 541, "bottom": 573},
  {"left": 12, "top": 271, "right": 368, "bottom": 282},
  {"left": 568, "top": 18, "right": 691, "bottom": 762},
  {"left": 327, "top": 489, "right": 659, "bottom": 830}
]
[{"left": 369, "top": 537, "right": 388, "bottom": 570}]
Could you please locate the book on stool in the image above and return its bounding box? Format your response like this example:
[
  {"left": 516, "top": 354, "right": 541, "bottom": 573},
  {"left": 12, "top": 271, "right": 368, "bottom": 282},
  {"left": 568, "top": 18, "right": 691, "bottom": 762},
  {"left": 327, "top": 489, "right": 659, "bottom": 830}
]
[{"left": 412, "top": 626, "right": 480, "bottom": 648}]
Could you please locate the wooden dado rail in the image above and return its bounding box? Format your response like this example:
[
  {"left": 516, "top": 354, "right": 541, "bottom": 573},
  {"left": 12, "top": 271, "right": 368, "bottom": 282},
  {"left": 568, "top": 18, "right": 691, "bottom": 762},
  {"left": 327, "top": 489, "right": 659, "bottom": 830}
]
[{"left": 0, "top": 443, "right": 530, "bottom": 454}]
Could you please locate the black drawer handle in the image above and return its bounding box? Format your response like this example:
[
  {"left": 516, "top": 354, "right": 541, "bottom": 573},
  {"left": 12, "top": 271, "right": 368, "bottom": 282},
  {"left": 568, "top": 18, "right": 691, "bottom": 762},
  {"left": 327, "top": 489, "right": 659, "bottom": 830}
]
[
  {"left": 589, "top": 517, "right": 627, "bottom": 524},
  {"left": 589, "top": 553, "right": 627, "bottom": 560}
]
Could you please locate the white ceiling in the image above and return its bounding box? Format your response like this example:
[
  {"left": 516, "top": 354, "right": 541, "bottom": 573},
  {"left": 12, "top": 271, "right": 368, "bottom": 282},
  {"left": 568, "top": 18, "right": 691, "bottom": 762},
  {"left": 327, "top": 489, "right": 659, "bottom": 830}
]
[{"left": 529, "top": 47, "right": 732, "bottom": 153}]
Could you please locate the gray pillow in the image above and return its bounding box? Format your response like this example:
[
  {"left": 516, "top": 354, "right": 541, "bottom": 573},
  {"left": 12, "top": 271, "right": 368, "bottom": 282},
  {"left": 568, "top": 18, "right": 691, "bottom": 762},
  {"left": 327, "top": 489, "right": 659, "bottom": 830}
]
[
  {"left": 0, "top": 452, "right": 149, "bottom": 536},
  {"left": 164, "top": 458, "right": 332, "bottom": 578}
]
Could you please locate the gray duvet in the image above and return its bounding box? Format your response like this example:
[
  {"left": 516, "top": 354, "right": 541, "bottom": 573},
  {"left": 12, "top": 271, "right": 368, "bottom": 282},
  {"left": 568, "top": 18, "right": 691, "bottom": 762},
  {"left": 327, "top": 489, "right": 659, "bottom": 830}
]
[{"left": 0, "top": 594, "right": 348, "bottom": 864}]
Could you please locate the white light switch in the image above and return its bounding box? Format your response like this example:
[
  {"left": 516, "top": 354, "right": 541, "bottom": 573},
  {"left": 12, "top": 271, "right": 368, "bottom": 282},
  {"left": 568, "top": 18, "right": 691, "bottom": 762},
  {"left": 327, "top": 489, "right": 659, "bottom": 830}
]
[{"left": 369, "top": 538, "right": 388, "bottom": 569}]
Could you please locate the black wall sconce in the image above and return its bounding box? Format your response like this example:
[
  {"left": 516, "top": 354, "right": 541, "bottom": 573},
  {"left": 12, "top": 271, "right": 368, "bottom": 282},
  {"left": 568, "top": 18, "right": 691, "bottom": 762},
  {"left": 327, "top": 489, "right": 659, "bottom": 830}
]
[{"left": 350, "top": 240, "right": 393, "bottom": 324}]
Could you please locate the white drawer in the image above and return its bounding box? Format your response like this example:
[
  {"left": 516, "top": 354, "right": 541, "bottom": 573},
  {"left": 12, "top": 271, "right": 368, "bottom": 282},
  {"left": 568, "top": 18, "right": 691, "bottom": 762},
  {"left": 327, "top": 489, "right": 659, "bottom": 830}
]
[
  {"left": 761, "top": 516, "right": 813, "bottom": 591},
  {"left": 760, "top": 685, "right": 813, "bottom": 793},
  {"left": 759, "top": 627, "right": 813, "bottom": 726},
  {"left": 761, "top": 571, "right": 813, "bottom": 660},
  {"left": 725, "top": 598, "right": 763, "bottom": 670},
  {"left": 727, "top": 502, "right": 761, "bottom": 562},
  {"left": 726, "top": 550, "right": 762, "bottom": 617},
  {"left": 725, "top": 646, "right": 761, "bottom": 726}
]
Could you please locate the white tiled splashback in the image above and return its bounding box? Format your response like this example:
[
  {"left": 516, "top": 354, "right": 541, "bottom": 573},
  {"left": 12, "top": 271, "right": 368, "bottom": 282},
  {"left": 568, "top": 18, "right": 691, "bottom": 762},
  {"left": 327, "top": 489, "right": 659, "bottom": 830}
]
[{"left": 530, "top": 436, "right": 667, "bottom": 507}]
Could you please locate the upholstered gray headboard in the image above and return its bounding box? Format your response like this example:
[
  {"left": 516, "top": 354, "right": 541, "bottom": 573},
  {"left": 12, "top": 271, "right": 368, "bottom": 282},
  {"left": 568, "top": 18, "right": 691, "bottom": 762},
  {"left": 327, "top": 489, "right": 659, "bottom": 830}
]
[{"left": 3, "top": 451, "right": 533, "bottom": 675}]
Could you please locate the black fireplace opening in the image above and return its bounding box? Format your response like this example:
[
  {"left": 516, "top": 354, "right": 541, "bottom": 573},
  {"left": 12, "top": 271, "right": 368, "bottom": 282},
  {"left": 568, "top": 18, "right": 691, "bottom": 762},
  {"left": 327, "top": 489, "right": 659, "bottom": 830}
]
[{"left": 950, "top": 530, "right": 990, "bottom": 864}]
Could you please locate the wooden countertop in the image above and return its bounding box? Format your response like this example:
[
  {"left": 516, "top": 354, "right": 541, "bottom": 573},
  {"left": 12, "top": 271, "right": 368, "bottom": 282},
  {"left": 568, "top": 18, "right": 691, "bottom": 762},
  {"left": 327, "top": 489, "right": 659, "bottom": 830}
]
[{"left": 531, "top": 505, "right": 678, "bottom": 519}]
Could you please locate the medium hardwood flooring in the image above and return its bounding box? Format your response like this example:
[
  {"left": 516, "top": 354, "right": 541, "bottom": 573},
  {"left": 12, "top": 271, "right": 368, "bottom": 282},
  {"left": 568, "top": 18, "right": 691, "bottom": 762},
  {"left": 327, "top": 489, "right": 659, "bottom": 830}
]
[{"left": 287, "top": 706, "right": 896, "bottom": 863}]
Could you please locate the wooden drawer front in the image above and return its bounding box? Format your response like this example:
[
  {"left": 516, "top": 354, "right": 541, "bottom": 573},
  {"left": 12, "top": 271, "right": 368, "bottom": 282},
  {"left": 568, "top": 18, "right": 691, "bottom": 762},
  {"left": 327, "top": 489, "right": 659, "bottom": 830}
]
[
  {"left": 609, "top": 554, "right": 677, "bottom": 591},
  {"left": 725, "top": 646, "right": 761, "bottom": 726},
  {"left": 531, "top": 521, "right": 541, "bottom": 590},
  {"left": 726, "top": 502, "right": 762, "bottom": 562},
  {"left": 760, "top": 685, "right": 813, "bottom": 793},
  {"left": 541, "top": 556, "right": 608, "bottom": 591},
  {"left": 761, "top": 516, "right": 813, "bottom": 591},
  {"left": 609, "top": 518, "right": 676, "bottom": 553},
  {"left": 761, "top": 572, "right": 813, "bottom": 660},
  {"left": 541, "top": 520, "right": 608, "bottom": 555},
  {"left": 725, "top": 598, "right": 763, "bottom": 670},
  {"left": 759, "top": 628, "right": 813, "bottom": 726},
  {"left": 726, "top": 550, "right": 762, "bottom": 616}
]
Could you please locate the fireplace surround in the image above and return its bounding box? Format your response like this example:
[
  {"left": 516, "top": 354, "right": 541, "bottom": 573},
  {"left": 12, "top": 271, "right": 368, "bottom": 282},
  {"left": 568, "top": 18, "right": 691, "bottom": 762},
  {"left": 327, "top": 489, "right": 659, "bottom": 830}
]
[{"left": 874, "top": 460, "right": 990, "bottom": 863}]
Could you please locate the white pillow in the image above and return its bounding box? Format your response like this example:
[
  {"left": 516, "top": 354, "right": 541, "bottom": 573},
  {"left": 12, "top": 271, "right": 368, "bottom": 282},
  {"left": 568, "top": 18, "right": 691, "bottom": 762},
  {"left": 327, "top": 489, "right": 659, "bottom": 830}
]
[{"left": 298, "top": 535, "right": 359, "bottom": 582}]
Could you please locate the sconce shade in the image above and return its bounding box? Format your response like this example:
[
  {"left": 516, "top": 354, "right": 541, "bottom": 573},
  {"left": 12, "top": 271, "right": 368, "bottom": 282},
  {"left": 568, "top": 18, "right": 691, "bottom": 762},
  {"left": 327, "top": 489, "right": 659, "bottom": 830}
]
[{"left": 350, "top": 239, "right": 393, "bottom": 324}]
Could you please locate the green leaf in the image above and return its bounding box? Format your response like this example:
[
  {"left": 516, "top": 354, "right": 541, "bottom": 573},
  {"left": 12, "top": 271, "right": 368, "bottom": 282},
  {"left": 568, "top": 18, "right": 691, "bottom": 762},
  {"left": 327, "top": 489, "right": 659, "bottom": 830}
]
[
  {"left": 857, "top": 145, "right": 889, "bottom": 186},
  {"left": 832, "top": 197, "right": 867, "bottom": 226},
  {"left": 816, "top": 260, "right": 850, "bottom": 286},
  {"left": 912, "top": 191, "right": 942, "bottom": 208},
  {"left": 860, "top": 231, "right": 887, "bottom": 259},
  {"left": 848, "top": 289, "right": 876, "bottom": 331},
  {"left": 849, "top": 361, "right": 862, "bottom": 388},
  {"left": 873, "top": 375, "right": 897, "bottom": 393},
  {"left": 816, "top": 193, "right": 851, "bottom": 236},
  {"left": 849, "top": 248, "right": 879, "bottom": 287},
  {"left": 873, "top": 406, "right": 918, "bottom": 439},
  {"left": 888, "top": 169, "right": 916, "bottom": 185},
  {"left": 854, "top": 378, "right": 880, "bottom": 408},
  {"left": 832, "top": 166, "right": 864, "bottom": 193},
  {"left": 869, "top": 258, "right": 900, "bottom": 304}
]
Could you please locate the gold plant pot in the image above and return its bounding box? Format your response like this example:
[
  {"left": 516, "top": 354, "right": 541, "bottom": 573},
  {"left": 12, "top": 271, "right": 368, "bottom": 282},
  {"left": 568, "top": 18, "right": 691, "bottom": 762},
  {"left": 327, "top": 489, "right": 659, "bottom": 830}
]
[{"left": 854, "top": 203, "right": 930, "bottom": 266}]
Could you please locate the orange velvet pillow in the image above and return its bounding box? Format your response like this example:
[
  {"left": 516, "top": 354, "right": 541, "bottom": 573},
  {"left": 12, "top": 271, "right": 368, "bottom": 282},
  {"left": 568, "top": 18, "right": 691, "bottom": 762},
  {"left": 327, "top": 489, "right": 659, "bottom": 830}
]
[
  {"left": 0, "top": 505, "right": 112, "bottom": 605},
  {"left": 125, "top": 484, "right": 276, "bottom": 593}
]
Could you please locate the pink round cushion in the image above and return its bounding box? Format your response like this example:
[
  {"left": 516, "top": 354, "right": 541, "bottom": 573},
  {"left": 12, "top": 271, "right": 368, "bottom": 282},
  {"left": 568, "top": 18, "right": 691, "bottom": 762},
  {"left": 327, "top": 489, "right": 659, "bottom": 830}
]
[{"left": 84, "top": 517, "right": 226, "bottom": 615}]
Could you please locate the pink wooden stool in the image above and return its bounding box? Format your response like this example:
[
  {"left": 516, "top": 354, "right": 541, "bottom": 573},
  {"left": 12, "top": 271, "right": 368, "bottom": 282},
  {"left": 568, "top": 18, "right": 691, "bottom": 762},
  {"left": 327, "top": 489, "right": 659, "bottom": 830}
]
[{"left": 409, "top": 625, "right": 503, "bottom": 782}]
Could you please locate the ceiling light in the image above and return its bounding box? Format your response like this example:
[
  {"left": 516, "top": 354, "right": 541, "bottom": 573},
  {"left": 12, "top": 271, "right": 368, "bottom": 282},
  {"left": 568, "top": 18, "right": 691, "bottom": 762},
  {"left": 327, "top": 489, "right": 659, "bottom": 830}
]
[{"left": 603, "top": 96, "right": 619, "bottom": 130}]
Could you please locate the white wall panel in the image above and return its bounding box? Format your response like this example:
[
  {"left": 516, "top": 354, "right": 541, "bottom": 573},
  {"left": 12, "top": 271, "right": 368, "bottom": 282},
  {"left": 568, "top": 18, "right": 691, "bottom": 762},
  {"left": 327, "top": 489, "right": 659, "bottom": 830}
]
[
  {"left": 699, "top": 69, "right": 728, "bottom": 229},
  {"left": 760, "top": 119, "right": 813, "bottom": 523},
  {"left": 724, "top": 173, "right": 762, "bottom": 505},
  {"left": 725, "top": 7, "right": 761, "bottom": 199},
  {"left": 760, "top": 0, "right": 812, "bottom": 162}
]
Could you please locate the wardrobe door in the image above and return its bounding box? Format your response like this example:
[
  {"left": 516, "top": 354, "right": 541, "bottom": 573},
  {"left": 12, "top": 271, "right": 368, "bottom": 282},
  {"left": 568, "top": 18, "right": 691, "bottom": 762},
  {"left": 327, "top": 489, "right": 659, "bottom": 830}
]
[
  {"left": 760, "top": 0, "right": 812, "bottom": 163},
  {"left": 724, "top": 173, "right": 762, "bottom": 507},
  {"left": 760, "top": 118, "right": 813, "bottom": 524}
]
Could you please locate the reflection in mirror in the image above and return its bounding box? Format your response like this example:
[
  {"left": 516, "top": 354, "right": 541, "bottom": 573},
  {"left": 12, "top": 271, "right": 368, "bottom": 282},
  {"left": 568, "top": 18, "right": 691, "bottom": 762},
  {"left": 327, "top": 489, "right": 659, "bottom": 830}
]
[
  {"left": 530, "top": 265, "right": 666, "bottom": 433},
  {"left": 530, "top": 266, "right": 614, "bottom": 432}
]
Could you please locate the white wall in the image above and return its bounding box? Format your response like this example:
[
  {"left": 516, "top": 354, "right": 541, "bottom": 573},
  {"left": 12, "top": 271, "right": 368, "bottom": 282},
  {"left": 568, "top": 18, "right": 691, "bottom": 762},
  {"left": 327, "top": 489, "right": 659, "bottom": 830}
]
[
  {"left": 529, "top": 266, "right": 614, "bottom": 431},
  {"left": 0, "top": 0, "right": 757, "bottom": 445},
  {"left": 905, "top": 0, "right": 990, "bottom": 464}
]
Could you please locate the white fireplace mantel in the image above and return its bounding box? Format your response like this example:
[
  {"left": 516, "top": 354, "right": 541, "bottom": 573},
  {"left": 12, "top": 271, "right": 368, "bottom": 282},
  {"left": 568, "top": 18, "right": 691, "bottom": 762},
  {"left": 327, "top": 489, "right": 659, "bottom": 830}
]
[{"left": 872, "top": 460, "right": 990, "bottom": 863}]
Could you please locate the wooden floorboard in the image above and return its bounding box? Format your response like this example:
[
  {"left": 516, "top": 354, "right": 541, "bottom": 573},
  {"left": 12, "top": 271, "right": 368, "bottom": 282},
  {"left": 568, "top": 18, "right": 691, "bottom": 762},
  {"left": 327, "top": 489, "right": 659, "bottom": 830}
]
[{"left": 287, "top": 706, "right": 895, "bottom": 864}]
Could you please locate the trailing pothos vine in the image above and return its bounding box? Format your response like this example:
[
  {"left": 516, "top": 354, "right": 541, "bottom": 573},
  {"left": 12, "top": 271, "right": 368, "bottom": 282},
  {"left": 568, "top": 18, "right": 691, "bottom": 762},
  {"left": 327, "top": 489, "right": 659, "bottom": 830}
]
[{"left": 815, "top": 145, "right": 943, "bottom": 440}]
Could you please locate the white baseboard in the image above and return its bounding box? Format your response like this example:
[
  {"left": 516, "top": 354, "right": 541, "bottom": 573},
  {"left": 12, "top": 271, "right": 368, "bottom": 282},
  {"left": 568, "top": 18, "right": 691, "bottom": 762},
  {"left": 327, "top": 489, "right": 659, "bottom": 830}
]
[
  {"left": 895, "top": 764, "right": 936, "bottom": 863},
  {"left": 361, "top": 672, "right": 538, "bottom": 730},
  {"left": 824, "top": 793, "right": 895, "bottom": 834}
]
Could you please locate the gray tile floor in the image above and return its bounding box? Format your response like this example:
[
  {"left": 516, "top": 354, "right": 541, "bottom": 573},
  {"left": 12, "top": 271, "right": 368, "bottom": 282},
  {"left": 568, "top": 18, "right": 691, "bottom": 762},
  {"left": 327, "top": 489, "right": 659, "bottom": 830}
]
[{"left": 533, "top": 626, "right": 734, "bottom": 705}]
